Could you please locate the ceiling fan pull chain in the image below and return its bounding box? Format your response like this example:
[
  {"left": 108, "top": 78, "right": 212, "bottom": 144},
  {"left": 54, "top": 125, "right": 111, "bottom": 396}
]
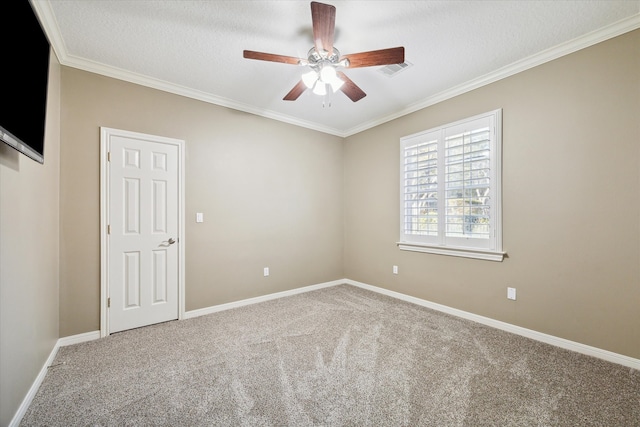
[{"left": 323, "top": 90, "right": 334, "bottom": 108}]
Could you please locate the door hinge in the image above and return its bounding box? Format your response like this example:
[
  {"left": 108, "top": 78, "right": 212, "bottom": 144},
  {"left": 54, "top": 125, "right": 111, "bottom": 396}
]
[
  {"left": 107, "top": 151, "right": 111, "bottom": 162},
  {"left": 107, "top": 297, "right": 111, "bottom": 308},
  {"left": 107, "top": 224, "right": 111, "bottom": 234}
]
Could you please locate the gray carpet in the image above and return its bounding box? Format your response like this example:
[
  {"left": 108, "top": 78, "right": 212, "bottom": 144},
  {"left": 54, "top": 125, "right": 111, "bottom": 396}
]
[{"left": 20, "top": 284, "right": 639, "bottom": 426}]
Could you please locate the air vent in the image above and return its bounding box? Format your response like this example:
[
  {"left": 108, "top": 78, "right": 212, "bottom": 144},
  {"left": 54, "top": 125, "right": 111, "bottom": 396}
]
[{"left": 379, "top": 61, "right": 412, "bottom": 77}]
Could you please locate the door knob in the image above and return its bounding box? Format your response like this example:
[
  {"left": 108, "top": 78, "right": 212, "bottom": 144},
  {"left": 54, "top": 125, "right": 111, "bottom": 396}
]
[{"left": 168, "top": 238, "right": 176, "bottom": 245}]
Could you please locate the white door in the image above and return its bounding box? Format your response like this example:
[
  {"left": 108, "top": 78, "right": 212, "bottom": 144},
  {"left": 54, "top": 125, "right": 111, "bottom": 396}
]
[{"left": 103, "top": 128, "right": 183, "bottom": 334}]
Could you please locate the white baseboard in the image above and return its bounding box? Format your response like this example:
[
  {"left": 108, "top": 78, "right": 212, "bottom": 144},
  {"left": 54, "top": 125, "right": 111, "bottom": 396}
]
[
  {"left": 345, "top": 279, "right": 640, "bottom": 371},
  {"left": 184, "top": 277, "right": 639, "bottom": 370},
  {"left": 58, "top": 330, "right": 101, "bottom": 346},
  {"left": 12, "top": 278, "right": 638, "bottom": 426},
  {"left": 184, "top": 279, "right": 345, "bottom": 319},
  {"left": 8, "top": 331, "right": 101, "bottom": 427},
  {"left": 8, "top": 341, "right": 60, "bottom": 427}
]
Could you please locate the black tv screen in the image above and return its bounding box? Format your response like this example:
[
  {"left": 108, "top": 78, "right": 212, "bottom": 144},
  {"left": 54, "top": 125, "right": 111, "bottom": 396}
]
[{"left": 0, "top": 1, "right": 50, "bottom": 164}]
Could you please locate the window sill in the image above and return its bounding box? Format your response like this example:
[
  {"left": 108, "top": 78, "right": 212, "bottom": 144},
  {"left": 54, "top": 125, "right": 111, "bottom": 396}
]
[{"left": 397, "top": 242, "right": 505, "bottom": 262}]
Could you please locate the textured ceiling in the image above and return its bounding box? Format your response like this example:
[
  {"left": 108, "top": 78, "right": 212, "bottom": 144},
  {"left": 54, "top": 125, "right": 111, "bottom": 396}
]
[{"left": 33, "top": 0, "right": 640, "bottom": 136}]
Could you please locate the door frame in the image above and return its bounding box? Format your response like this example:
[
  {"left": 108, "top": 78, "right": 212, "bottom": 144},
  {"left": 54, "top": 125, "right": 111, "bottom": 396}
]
[{"left": 99, "top": 127, "right": 186, "bottom": 337}]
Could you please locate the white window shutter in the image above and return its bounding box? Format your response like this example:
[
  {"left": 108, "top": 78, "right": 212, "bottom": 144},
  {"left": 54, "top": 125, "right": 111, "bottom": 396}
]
[{"left": 399, "top": 109, "right": 503, "bottom": 260}]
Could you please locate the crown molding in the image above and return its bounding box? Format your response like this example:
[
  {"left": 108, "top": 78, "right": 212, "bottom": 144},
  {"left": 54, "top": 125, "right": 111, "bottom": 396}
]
[
  {"left": 343, "top": 13, "right": 640, "bottom": 137},
  {"left": 32, "top": 1, "right": 639, "bottom": 139},
  {"left": 63, "top": 53, "right": 347, "bottom": 137}
]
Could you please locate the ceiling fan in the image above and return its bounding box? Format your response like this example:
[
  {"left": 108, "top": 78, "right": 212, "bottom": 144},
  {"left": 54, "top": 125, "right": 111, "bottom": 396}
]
[{"left": 243, "top": 1, "right": 405, "bottom": 103}]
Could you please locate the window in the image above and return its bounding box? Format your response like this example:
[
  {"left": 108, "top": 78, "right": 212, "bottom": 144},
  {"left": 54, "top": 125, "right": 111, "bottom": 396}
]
[{"left": 398, "top": 109, "right": 504, "bottom": 261}]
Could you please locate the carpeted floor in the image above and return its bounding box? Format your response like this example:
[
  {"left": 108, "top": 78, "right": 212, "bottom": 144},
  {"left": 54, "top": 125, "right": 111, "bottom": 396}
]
[{"left": 20, "top": 284, "right": 640, "bottom": 426}]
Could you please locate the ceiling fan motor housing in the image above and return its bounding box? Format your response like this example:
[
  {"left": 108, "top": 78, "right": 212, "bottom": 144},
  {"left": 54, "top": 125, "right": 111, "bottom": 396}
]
[{"left": 307, "top": 47, "right": 342, "bottom": 67}]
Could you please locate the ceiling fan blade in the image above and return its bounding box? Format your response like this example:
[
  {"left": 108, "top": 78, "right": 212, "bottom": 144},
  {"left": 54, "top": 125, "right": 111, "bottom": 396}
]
[
  {"left": 337, "top": 71, "right": 366, "bottom": 102},
  {"left": 243, "top": 50, "right": 303, "bottom": 65},
  {"left": 283, "top": 80, "right": 308, "bottom": 101},
  {"left": 342, "top": 47, "right": 405, "bottom": 68},
  {"left": 311, "top": 1, "right": 336, "bottom": 55}
]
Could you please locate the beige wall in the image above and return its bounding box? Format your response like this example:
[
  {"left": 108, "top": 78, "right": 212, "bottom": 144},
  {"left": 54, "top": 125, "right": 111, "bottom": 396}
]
[
  {"left": 59, "top": 69, "right": 344, "bottom": 336},
  {"left": 2, "top": 26, "right": 638, "bottom": 426},
  {"left": 0, "top": 51, "right": 61, "bottom": 426},
  {"left": 344, "top": 30, "right": 640, "bottom": 359}
]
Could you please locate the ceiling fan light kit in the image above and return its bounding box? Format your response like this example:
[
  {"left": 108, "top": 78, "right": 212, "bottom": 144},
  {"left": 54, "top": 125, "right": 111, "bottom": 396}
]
[{"left": 243, "top": 1, "right": 405, "bottom": 103}]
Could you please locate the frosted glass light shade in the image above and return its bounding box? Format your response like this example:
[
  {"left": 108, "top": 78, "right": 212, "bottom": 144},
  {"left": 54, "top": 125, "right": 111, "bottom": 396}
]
[
  {"left": 312, "top": 81, "right": 327, "bottom": 95},
  {"left": 302, "top": 70, "right": 318, "bottom": 89},
  {"left": 320, "top": 64, "right": 337, "bottom": 82},
  {"left": 328, "top": 76, "right": 344, "bottom": 92}
]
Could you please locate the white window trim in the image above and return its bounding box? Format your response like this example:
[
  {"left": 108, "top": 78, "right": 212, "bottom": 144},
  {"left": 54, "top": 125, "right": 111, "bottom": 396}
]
[
  {"left": 397, "top": 109, "right": 505, "bottom": 262},
  {"left": 397, "top": 242, "right": 505, "bottom": 262}
]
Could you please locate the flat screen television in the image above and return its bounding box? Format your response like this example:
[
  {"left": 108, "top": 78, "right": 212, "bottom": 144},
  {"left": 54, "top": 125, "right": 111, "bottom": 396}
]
[{"left": 0, "top": 1, "right": 51, "bottom": 164}]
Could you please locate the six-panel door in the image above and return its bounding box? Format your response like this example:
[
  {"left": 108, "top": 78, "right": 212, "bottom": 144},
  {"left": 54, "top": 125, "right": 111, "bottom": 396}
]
[{"left": 108, "top": 134, "right": 179, "bottom": 333}]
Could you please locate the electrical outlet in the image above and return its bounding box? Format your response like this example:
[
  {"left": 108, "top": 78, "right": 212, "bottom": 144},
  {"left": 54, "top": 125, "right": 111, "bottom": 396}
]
[
  {"left": 393, "top": 265, "right": 398, "bottom": 274},
  {"left": 196, "top": 212, "right": 204, "bottom": 223},
  {"left": 507, "top": 287, "right": 516, "bottom": 300},
  {"left": 263, "top": 267, "right": 269, "bottom": 277}
]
